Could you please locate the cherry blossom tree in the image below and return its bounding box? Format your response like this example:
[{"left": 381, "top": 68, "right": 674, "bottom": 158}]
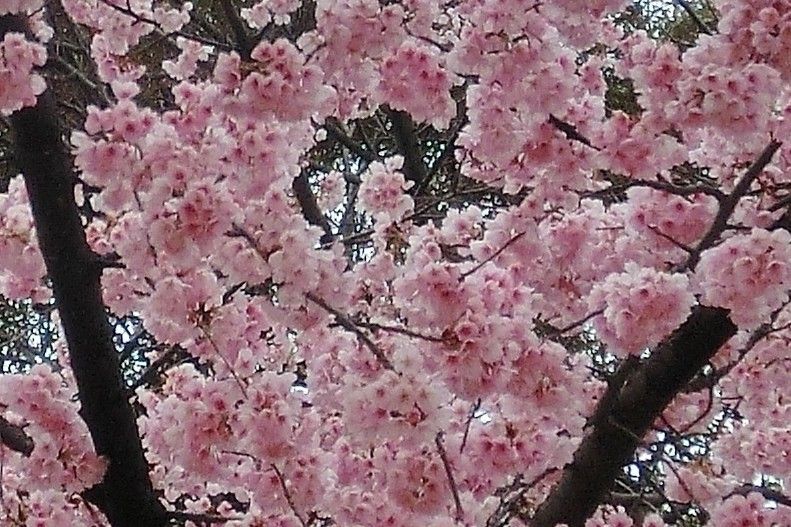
[{"left": 0, "top": 1, "right": 789, "bottom": 526}]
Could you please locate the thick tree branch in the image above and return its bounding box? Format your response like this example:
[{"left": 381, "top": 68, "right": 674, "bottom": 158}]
[
  {"left": 1, "top": 14, "right": 167, "bottom": 527},
  {"left": 673, "top": 0, "right": 714, "bottom": 35},
  {"left": 218, "top": 0, "right": 253, "bottom": 59},
  {"left": 528, "top": 306, "right": 737, "bottom": 527},
  {"left": 0, "top": 415, "right": 34, "bottom": 457},
  {"left": 324, "top": 118, "right": 380, "bottom": 163},
  {"left": 292, "top": 172, "right": 333, "bottom": 240},
  {"left": 685, "top": 306, "right": 785, "bottom": 393},
  {"left": 387, "top": 108, "right": 429, "bottom": 187}
]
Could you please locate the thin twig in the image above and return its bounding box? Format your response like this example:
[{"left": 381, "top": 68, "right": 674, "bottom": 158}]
[
  {"left": 581, "top": 179, "right": 725, "bottom": 201},
  {"left": 198, "top": 325, "right": 249, "bottom": 399},
  {"left": 768, "top": 193, "right": 791, "bottom": 212},
  {"left": 675, "top": 384, "right": 714, "bottom": 434},
  {"left": 127, "top": 345, "right": 186, "bottom": 392},
  {"left": 228, "top": 224, "right": 270, "bottom": 261},
  {"left": 552, "top": 309, "right": 604, "bottom": 336},
  {"left": 306, "top": 293, "right": 395, "bottom": 371},
  {"left": 355, "top": 321, "right": 444, "bottom": 342},
  {"left": 435, "top": 432, "right": 464, "bottom": 522},
  {"left": 168, "top": 510, "right": 243, "bottom": 525},
  {"left": 459, "top": 398, "right": 482, "bottom": 454},
  {"left": 459, "top": 232, "right": 525, "bottom": 281},
  {"left": 96, "top": 0, "right": 233, "bottom": 50},
  {"left": 324, "top": 118, "right": 380, "bottom": 163},
  {"left": 502, "top": 468, "right": 559, "bottom": 526},
  {"left": 271, "top": 464, "right": 307, "bottom": 527},
  {"left": 51, "top": 55, "right": 111, "bottom": 105},
  {"left": 727, "top": 484, "right": 791, "bottom": 508},
  {"left": 662, "top": 455, "right": 697, "bottom": 502},
  {"left": 647, "top": 225, "right": 695, "bottom": 253},
  {"left": 549, "top": 114, "right": 601, "bottom": 151}
]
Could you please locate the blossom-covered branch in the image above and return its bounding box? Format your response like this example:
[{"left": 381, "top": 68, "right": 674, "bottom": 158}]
[{"left": 528, "top": 306, "right": 737, "bottom": 527}]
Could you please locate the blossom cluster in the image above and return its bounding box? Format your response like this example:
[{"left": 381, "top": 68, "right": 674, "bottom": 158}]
[
  {"left": 695, "top": 228, "right": 791, "bottom": 329},
  {"left": 709, "top": 492, "right": 791, "bottom": 527},
  {"left": 377, "top": 42, "right": 456, "bottom": 128},
  {"left": 718, "top": 0, "right": 791, "bottom": 80},
  {"left": 0, "top": 364, "right": 108, "bottom": 525},
  {"left": 0, "top": 0, "right": 43, "bottom": 14},
  {"left": 0, "top": 177, "right": 48, "bottom": 301},
  {"left": 0, "top": 0, "right": 789, "bottom": 525},
  {"left": 588, "top": 264, "right": 696, "bottom": 356},
  {"left": 0, "top": 31, "right": 46, "bottom": 115},
  {"left": 358, "top": 157, "right": 415, "bottom": 223},
  {"left": 241, "top": 0, "right": 301, "bottom": 29},
  {"left": 239, "top": 39, "right": 336, "bottom": 121}
]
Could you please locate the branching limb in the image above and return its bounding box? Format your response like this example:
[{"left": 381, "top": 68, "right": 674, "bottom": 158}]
[
  {"left": 528, "top": 306, "right": 737, "bottom": 527},
  {"left": 292, "top": 172, "right": 333, "bottom": 240},
  {"left": 684, "top": 141, "right": 782, "bottom": 270},
  {"left": 674, "top": 0, "right": 714, "bottom": 35},
  {"left": 324, "top": 118, "right": 380, "bottom": 164}
]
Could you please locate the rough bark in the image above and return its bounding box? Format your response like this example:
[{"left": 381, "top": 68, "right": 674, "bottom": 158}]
[
  {"left": 0, "top": 415, "right": 34, "bottom": 456},
  {"left": 1, "top": 14, "right": 168, "bottom": 527}
]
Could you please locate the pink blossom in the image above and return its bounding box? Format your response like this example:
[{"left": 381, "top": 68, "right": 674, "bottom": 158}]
[
  {"left": 358, "top": 157, "right": 415, "bottom": 223},
  {"left": 378, "top": 41, "right": 456, "bottom": 128},
  {"left": 589, "top": 264, "right": 696, "bottom": 356},
  {"left": 695, "top": 228, "right": 791, "bottom": 329},
  {"left": 0, "top": 31, "right": 47, "bottom": 114}
]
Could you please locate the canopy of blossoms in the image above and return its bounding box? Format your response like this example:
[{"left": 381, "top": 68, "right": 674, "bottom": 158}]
[{"left": 0, "top": 0, "right": 789, "bottom": 526}]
